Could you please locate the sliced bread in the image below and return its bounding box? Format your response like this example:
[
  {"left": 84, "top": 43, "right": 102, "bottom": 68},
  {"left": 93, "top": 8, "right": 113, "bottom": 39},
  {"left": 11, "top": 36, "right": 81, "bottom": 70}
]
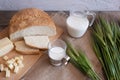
[
  {"left": 24, "top": 36, "right": 49, "bottom": 49},
  {"left": 0, "top": 37, "right": 14, "bottom": 57},
  {"left": 14, "top": 41, "right": 40, "bottom": 54},
  {"left": 14, "top": 41, "right": 40, "bottom": 55},
  {"left": 9, "top": 8, "right": 56, "bottom": 41}
]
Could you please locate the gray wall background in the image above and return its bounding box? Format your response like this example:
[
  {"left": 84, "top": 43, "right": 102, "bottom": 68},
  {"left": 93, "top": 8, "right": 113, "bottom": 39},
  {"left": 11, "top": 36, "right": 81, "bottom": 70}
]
[{"left": 0, "top": 0, "right": 120, "bottom": 11}]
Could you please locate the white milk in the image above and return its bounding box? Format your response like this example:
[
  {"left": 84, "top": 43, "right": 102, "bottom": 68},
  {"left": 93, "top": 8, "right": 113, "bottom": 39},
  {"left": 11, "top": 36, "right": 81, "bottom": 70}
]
[
  {"left": 49, "top": 47, "right": 66, "bottom": 60},
  {"left": 66, "top": 15, "right": 89, "bottom": 38}
]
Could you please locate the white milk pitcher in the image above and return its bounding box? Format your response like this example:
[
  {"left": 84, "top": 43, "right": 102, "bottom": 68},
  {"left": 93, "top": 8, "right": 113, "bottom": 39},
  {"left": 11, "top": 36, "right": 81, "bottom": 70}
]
[{"left": 66, "top": 11, "right": 96, "bottom": 38}]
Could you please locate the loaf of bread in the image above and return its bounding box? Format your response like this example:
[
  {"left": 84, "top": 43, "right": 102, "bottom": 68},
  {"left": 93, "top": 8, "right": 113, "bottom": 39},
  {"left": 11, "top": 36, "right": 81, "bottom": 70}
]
[
  {"left": 14, "top": 41, "right": 40, "bottom": 54},
  {"left": 24, "top": 36, "right": 49, "bottom": 49},
  {"left": 9, "top": 8, "right": 56, "bottom": 41},
  {"left": 0, "top": 37, "right": 14, "bottom": 57}
]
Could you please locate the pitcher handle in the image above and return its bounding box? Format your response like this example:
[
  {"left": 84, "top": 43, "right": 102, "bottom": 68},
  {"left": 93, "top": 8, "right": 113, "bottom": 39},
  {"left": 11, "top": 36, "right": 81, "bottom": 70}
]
[{"left": 86, "top": 11, "right": 96, "bottom": 26}]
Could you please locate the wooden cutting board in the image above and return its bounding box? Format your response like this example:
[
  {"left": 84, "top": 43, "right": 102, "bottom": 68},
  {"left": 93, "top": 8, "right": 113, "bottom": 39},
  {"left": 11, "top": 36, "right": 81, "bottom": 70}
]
[{"left": 0, "top": 26, "right": 63, "bottom": 80}]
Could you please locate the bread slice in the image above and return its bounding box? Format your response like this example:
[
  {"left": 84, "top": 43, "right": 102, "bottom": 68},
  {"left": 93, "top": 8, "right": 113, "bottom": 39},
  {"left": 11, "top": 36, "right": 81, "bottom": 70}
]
[
  {"left": 14, "top": 41, "right": 40, "bottom": 55},
  {"left": 24, "top": 36, "right": 49, "bottom": 49},
  {"left": 0, "top": 37, "right": 14, "bottom": 57},
  {"left": 9, "top": 8, "right": 56, "bottom": 41}
]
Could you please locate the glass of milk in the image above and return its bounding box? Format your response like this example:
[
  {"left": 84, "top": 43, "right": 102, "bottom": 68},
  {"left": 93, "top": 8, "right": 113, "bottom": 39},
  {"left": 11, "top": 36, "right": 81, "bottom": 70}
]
[
  {"left": 48, "top": 39, "right": 70, "bottom": 66},
  {"left": 66, "top": 10, "right": 96, "bottom": 38}
]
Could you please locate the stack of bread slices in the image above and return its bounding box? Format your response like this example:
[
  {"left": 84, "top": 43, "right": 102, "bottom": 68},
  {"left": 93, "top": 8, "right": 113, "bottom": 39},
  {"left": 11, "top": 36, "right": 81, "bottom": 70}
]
[{"left": 8, "top": 8, "right": 56, "bottom": 55}]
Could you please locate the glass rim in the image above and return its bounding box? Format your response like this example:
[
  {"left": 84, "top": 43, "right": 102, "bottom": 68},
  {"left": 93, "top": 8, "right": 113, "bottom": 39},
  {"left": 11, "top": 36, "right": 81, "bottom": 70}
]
[{"left": 48, "top": 39, "right": 67, "bottom": 50}]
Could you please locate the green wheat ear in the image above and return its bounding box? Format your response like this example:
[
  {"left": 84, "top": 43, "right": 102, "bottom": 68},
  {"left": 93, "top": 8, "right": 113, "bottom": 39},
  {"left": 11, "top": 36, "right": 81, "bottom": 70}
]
[
  {"left": 66, "top": 40, "right": 101, "bottom": 80},
  {"left": 92, "top": 16, "right": 120, "bottom": 80}
]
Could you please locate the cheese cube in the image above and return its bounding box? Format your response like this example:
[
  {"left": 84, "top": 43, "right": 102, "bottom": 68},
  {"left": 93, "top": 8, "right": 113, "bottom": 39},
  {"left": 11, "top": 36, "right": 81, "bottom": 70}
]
[
  {"left": 11, "top": 58, "right": 15, "bottom": 63},
  {"left": 14, "top": 66, "right": 19, "bottom": 73},
  {"left": 3, "top": 56, "right": 8, "bottom": 60},
  {"left": 6, "top": 60, "right": 14, "bottom": 64},
  {"left": 17, "top": 59, "right": 22, "bottom": 64},
  {"left": 13, "top": 62, "right": 18, "bottom": 67},
  {"left": 8, "top": 63, "right": 14, "bottom": 70},
  {"left": 19, "top": 56, "right": 23, "bottom": 61},
  {"left": 5, "top": 69, "right": 10, "bottom": 77},
  {"left": 14, "top": 57, "right": 20, "bottom": 61},
  {"left": 0, "top": 64, "right": 4, "bottom": 71}
]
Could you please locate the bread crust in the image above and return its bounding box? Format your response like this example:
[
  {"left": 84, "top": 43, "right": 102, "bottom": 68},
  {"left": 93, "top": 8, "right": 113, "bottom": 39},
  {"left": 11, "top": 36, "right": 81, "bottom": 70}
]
[
  {"left": 14, "top": 40, "right": 40, "bottom": 55},
  {"left": 10, "top": 8, "right": 49, "bottom": 24},
  {"left": 9, "top": 8, "right": 56, "bottom": 35},
  {"left": 16, "top": 50, "right": 39, "bottom": 55},
  {"left": 25, "top": 43, "right": 48, "bottom": 50}
]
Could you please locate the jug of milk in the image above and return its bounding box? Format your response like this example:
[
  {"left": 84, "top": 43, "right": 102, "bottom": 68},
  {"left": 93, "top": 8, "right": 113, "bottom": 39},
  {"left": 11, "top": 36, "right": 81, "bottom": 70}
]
[{"left": 66, "top": 11, "right": 96, "bottom": 38}]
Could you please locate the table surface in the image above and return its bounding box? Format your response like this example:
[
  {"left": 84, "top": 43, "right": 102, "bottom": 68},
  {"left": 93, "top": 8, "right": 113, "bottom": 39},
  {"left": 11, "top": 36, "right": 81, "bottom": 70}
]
[{"left": 0, "top": 11, "right": 120, "bottom": 80}]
